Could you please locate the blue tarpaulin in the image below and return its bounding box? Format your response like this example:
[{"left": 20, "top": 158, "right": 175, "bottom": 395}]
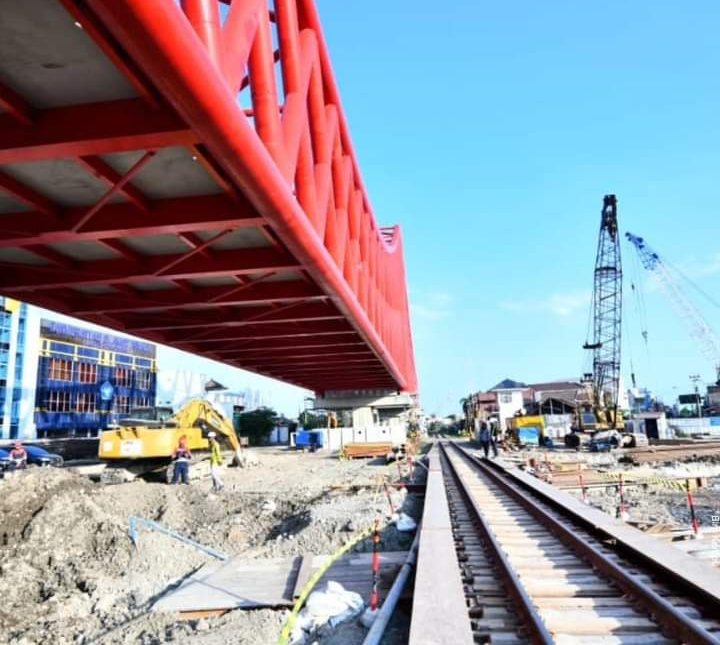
[{"left": 518, "top": 426, "right": 540, "bottom": 445}]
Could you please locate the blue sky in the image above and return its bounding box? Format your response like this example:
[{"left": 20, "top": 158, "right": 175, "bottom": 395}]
[
  {"left": 313, "top": 0, "right": 720, "bottom": 413},
  {"left": 45, "top": 1, "right": 720, "bottom": 417}
]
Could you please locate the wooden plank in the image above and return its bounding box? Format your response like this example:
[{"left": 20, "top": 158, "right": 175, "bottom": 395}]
[
  {"left": 292, "top": 554, "right": 314, "bottom": 599},
  {"left": 342, "top": 442, "right": 393, "bottom": 459},
  {"left": 153, "top": 551, "right": 409, "bottom": 613},
  {"left": 177, "top": 609, "right": 227, "bottom": 620}
]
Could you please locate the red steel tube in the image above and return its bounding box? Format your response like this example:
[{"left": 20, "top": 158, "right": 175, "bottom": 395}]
[
  {"left": 87, "top": 0, "right": 413, "bottom": 391},
  {"left": 247, "top": 7, "right": 284, "bottom": 167},
  {"left": 181, "top": 0, "right": 226, "bottom": 79},
  {"left": 370, "top": 517, "right": 381, "bottom": 611}
]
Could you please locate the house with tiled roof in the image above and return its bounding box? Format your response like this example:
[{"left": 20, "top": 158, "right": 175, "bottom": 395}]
[{"left": 489, "top": 378, "right": 529, "bottom": 431}]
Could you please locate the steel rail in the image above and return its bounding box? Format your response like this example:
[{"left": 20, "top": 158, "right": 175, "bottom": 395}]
[
  {"left": 448, "top": 442, "right": 720, "bottom": 645},
  {"left": 438, "top": 442, "right": 555, "bottom": 644}
]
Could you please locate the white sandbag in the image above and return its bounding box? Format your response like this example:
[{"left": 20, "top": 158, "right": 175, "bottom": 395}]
[
  {"left": 359, "top": 607, "right": 378, "bottom": 628},
  {"left": 293, "top": 580, "right": 365, "bottom": 640},
  {"left": 395, "top": 512, "right": 417, "bottom": 532}
]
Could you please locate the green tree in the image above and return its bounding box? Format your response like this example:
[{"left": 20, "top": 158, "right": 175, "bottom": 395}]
[
  {"left": 299, "top": 410, "right": 328, "bottom": 429},
  {"left": 237, "top": 407, "right": 277, "bottom": 445}
]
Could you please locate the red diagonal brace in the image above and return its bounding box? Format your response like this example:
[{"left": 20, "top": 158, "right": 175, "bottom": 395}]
[
  {"left": 77, "top": 156, "right": 150, "bottom": 211},
  {"left": 72, "top": 151, "right": 156, "bottom": 232},
  {"left": 0, "top": 80, "right": 34, "bottom": 126},
  {"left": 0, "top": 171, "right": 59, "bottom": 218}
]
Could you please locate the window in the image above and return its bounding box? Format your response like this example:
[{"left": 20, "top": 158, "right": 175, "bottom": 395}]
[
  {"left": 77, "top": 362, "right": 97, "bottom": 384},
  {"left": 136, "top": 371, "right": 152, "bottom": 390},
  {"left": 500, "top": 393, "right": 513, "bottom": 404},
  {"left": 115, "top": 367, "right": 131, "bottom": 388},
  {"left": 114, "top": 396, "right": 130, "bottom": 414},
  {"left": 134, "top": 396, "right": 150, "bottom": 408},
  {"left": 76, "top": 393, "right": 95, "bottom": 413},
  {"left": 48, "top": 390, "right": 71, "bottom": 412},
  {"left": 49, "top": 358, "right": 72, "bottom": 381}
]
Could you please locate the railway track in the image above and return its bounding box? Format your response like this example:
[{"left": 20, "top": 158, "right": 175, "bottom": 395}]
[
  {"left": 439, "top": 441, "right": 720, "bottom": 644},
  {"left": 622, "top": 443, "right": 720, "bottom": 465}
]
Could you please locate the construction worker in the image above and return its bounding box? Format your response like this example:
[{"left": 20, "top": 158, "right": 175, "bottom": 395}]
[
  {"left": 171, "top": 436, "right": 192, "bottom": 485},
  {"left": 490, "top": 424, "right": 499, "bottom": 458},
  {"left": 208, "top": 432, "right": 224, "bottom": 492},
  {"left": 478, "top": 422, "right": 491, "bottom": 458},
  {"left": 9, "top": 441, "right": 27, "bottom": 470}
]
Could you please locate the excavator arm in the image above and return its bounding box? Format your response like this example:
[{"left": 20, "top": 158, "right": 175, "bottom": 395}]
[{"left": 170, "top": 399, "right": 244, "bottom": 459}]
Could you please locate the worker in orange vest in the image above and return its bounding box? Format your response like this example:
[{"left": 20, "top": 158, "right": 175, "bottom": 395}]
[
  {"left": 171, "top": 436, "right": 192, "bottom": 485},
  {"left": 9, "top": 441, "right": 27, "bottom": 470}
]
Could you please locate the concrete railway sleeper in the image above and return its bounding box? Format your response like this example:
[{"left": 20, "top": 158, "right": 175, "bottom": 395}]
[{"left": 439, "top": 441, "right": 720, "bottom": 645}]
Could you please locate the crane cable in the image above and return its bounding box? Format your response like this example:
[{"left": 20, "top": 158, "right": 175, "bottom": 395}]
[
  {"left": 583, "top": 274, "right": 595, "bottom": 378},
  {"left": 629, "top": 248, "right": 650, "bottom": 347},
  {"left": 626, "top": 238, "right": 655, "bottom": 392},
  {"left": 662, "top": 255, "right": 720, "bottom": 312}
]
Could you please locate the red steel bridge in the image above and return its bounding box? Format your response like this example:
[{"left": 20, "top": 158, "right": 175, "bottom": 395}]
[{"left": 0, "top": 0, "right": 417, "bottom": 395}]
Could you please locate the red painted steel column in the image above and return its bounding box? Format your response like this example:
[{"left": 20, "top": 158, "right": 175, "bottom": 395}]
[
  {"left": 248, "top": 8, "right": 285, "bottom": 168},
  {"left": 181, "top": 0, "right": 226, "bottom": 79},
  {"left": 276, "top": 0, "right": 318, "bottom": 227}
]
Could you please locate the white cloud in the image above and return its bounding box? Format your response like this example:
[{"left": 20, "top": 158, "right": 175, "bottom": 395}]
[
  {"left": 428, "top": 292, "right": 452, "bottom": 307},
  {"left": 499, "top": 289, "right": 590, "bottom": 318},
  {"left": 410, "top": 292, "right": 453, "bottom": 321},
  {"left": 411, "top": 303, "right": 450, "bottom": 321},
  {"left": 675, "top": 253, "right": 720, "bottom": 280},
  {"left": 546, "top": 291, "right": 592, "bottom": 316}
]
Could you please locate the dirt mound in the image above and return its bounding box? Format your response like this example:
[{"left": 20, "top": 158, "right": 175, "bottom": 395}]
[{"left": 0, "top": 451, "right": 418, "bottom": 644}]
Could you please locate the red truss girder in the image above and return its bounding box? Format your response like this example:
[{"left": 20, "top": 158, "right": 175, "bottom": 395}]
[
  {"left": 81, "top": 0, "right": 418, "bottom": 393},
  {"left": 0, "top": 247, "right": 299, "bottom": 292},
  {"left": 208, "top": 334, "right": 363, "bottom": 353},
  {"left": 51, "top": 280, "right": 324, "bottom": 315},
  {"left": 167, "top": 320, "right": 354, "bottom": 344},
  {"left": 101, "top": 301, "right": 342, "bottom": 332},
  {"left": 214, "top": 344, "right": 366, "bottom": 359},
  {"left": 0, "top": 195, "right": 263, "bottom": 248},
  {"left": 0, "top": 99, "right": 196, "bottom": 163}
]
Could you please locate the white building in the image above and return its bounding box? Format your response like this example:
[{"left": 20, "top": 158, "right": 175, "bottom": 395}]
[
  {"left": 155, "top": 369, "right": 269, "bottom": 421},
  {"left": 0, "top": 298, "right": 40, "bottom": 439},
  {"left": 489, "top": 379, "right": 528, "bottom": 431}
]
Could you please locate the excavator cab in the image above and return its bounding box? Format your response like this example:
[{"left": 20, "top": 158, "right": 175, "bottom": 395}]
[{"left": 119, "top": 406, "right": 174, "bottom": 428}]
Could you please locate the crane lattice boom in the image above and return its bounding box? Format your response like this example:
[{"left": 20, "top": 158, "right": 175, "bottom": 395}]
[
  {"left": 626, "top": 232, "right": 720, "bottom": 384},
  {"left": 584, "top": 195, "right": 623, "bottom": 416}
]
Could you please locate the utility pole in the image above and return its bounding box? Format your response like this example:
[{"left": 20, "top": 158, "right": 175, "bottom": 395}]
[{"left": 689, "top": 374, "right": 702, "bottom": 418}]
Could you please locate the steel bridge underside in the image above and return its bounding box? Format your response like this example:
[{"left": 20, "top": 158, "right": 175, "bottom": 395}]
[{"left": 0, "top": 0, "right": 417, "bottom": 394}]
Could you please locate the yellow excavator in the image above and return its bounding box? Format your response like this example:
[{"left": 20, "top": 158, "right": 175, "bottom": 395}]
[{"left": 98, "top": 398, "right": 244, "bottom": 482}]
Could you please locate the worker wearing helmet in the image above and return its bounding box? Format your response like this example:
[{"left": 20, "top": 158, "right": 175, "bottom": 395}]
[
  {"left": 171, "top": 436, "right": 192, "bottom": 485},
  {"left": 9, "top": 441, "right": 27, "bottom": 471},
  {"left": 208, "top": 432, "right": 224, "bottom": 492}
]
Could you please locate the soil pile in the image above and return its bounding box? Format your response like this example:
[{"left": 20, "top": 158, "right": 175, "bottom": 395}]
[{"left": 0, "top": 449, "right": 418, "bottom": 644}]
